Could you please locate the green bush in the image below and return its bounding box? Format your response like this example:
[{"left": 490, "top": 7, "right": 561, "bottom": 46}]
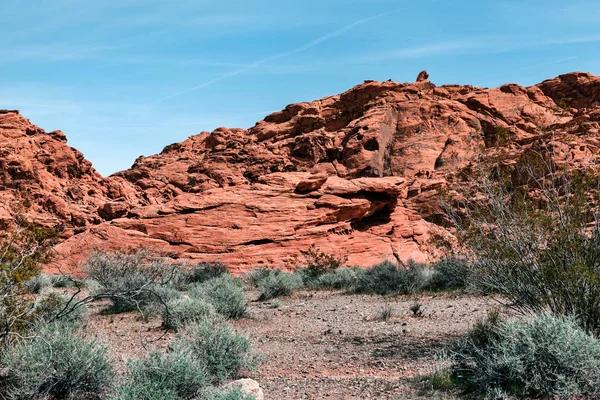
[
  {"left": 32, "top": 292, "right": 88, "bottom": 326},
  {"left": 116, "top": 317, "right": 258, "bottom": 399},
  {"left": 23, "top": 274, "right": 51, "bottom": 294},
  {"left": 145, "top": 284, "right": 181, "bottom": 309},
  {"left": 254, "top": 269, "right": 303, "bottom": 300},
  {"left": 429, "top": 257, "right": 471, "bottom": 291},
  {"left": 116, "top": 351, "right": 208, "bottom": 400},
  {"left": 50, "top": 274, "right": 76, "bottom": 288},
  {"left": 246, "top": 268, "right": 272, "bottom": 288},
  {"left": 354, "top": 260, "right": 430, "bottom": 295},
  {"left": 189, "top": 275, "right": 246, "bottom": 319},
  {"left": 451, "top": 313, "right": 600, "bottom": 399},
  {"left": 84, "top": 250, "right": 179, "bottom": 314},
  {"left": 184, "top": 262, "right": 229, "bottom": 285},
  {"left": 0, "top": 322, "right": 114, "bottom": 400},
  {"left": 174, "top": 318, "right": 258, "bottom": 384},
  {"left": 201, "top": 388, "right": 254, "bottom": 400},
  {"left": 449, "top": 164, "right": 600, "bottom": 333},
  {"left": 315, "top": 267, "right": 366, "bottom": 290},
  {"left": 0, "top": 219, "right": 58, "bottom": 346},
  {"left": 114, "top": 384, "right": 180, "bottom": 400},
  {"left": 299, "top": 244, "right": 347, "bottom": 279},
  {"left": 162, "top": 297, "right": 214, "bottom": 331}
]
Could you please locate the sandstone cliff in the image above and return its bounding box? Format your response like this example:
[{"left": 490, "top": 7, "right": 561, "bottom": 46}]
[{"left": 2, "top": 72, "right": 599, "bottom": 274}]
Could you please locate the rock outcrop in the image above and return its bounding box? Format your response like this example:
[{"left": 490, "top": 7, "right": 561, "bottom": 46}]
[
  {"left": 3, "top": 72, "right": 600, "bottom": 275},
  {"left": 416, "top": 70, "right": 429, "bottom": 82},
  {"left": 0, "top": 110, "right": 106, "bottom": 232}
]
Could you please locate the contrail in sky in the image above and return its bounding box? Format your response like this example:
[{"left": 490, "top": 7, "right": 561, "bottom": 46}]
[
  {"left": 521, "top": 56, "right": 578, "bottom": 70},
  {"left": 153, "top": 11, "right": 396, "bottom": 103}
]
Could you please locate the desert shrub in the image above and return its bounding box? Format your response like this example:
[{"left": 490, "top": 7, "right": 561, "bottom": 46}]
[
  {"left": 184, "top": 262, "right": 229, "bottom": 285},
  {"left": 374, "top": 304, "right": 394, "bottom": 321},
  {"left": 189, "top": 275, "right": 246, "bottom": 319},
  {"left": 354, "top": 260, "right": 430, "bottom": 295},
  {"left": 173, "top": 318, "right": 258, "bottom": 384},
  {"left": 410, "top": 301, "right": 424, "bottom": 317},
  {"left": 299, "top": 244, "right": 347, "bottom": 279},
  {"left": 32, "top": 292, "right": 88, "bottom": 326},
  {"left": 448, "top": 161, "right": 600, "bottom": 334},
  {"left": 450, "top": 313, "right": 600, "bottom": 399},
  {"left": 429, "top": 257, "right": 471, "bottom": 291},
  {"left": 245, "top": 267, "right": 272, "bottom": 288},
  {"left": 116, "top": 351, "right": 208, "bottom": 400},
  {"left": 50, "top": 274, "right": 77, "bottom": 288},
  {"left": 254, "top": 269, "right": 303, "bottom": 300},
  {"left": 200, "top": 388, "right": 254, "bottom": 400},
  {"left": 0, "top": 219, "right": 59, "bottom": 346},
  {"left": 0, "top": 322, "right": 114, "bottom": 400},
  {"left": 84, "top": 250, "right": 180, "bottom": 314},
  {"left": 143, "top": 284, "right": 181, "bottom": 313},
  {"left": 23, "top": 274, "right": 51, "bottom": 293},
  {"left": 162, "top": 297, "right": 214, "bottom": 331},
  {"left": 114, "top": 384, "right": 180, "bottom": 400},
  {"left": 315, "top": 266, "right": 366, "bottom": 290}
]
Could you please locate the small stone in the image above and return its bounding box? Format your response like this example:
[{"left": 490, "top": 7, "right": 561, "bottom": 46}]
[{"left": 224, "top": 378, "right": 264, "bottom": 400}]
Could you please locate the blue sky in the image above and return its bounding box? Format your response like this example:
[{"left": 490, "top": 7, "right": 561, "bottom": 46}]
[{"left": 1, "top": 0, "right": 598, "bottom": 176}]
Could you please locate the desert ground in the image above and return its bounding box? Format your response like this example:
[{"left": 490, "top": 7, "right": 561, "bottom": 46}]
[{"left": 70, "top": 287, "right": 496, "bottom": 399}]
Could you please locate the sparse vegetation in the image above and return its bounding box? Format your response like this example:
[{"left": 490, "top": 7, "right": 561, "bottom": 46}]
[
  {"left": 253, "top": 269, "right": 303, "bottom": 300},
  {"left": 162, "top": 297, "right": 214, "bottom": 331},
  {"left": 429, "top": 257, "right": 471, "bottom": 291},
  {"left": 50, "top": 274, "right": 76, "bottom": 288},
  {"left": 200, "top": 388, "right": 254, "bottom": 400},
  {"left": 116, "top": 316, "right": 257, "bottom": 398},
  {"left": 183, "top": 262, "right": 229, "bottom": 285},
  {"left": 0, "top": 322, "right": 114, "bottom": 400},
  {"left": 116, "top": 351, "right": 209, "bottom": 400},
  {"left": 23, "top": 273, "right": 51, "bottom": 294},
  {"left": 410, "top": 301, "right": 424, "bottom": 317},
  {"left": 84, "top": 249, "right": 180, "bottom": 315},
  {"left": 32, "top": 292, "right": 88, "bottom": 326},
  {"left": 246, "top": 267, "right": 272, "bottom": 288},
  {"left": 189, "top": 275, "right": 247, "bottom": 319},
  {"left": 173, "top": 318, "right": 258, "bottom": 384},
  {"left": 248, "top": 256, "right": 470, "bottom": 299},
  {"left": 449, "top": 313, "right": 600, "bottom": 399},
  {"left": 354, "top": 260, "right": 430, "bottom": 295},
  {"left": 449, "top": 158, "right": 600, "bottom": 334},
  {"left": 375, "top": 303, "right": 394, "bottom": 321},
  {"left": 299, "top": 244, "right": 347, "bottom": 280},
  {"left": 315, "top": 266, "right": 366, "bottom": 290},
  {"left": 0, "top": 218, "right": 59, "bottom": 346}
]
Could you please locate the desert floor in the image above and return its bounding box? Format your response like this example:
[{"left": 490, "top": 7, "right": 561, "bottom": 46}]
[{"left": 73, "top": 288, "right": 497, "bottom": 399}]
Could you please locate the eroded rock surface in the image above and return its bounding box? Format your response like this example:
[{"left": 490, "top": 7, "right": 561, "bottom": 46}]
[{"left": 3, "top": 72, "right": 600, "bottom": 274}]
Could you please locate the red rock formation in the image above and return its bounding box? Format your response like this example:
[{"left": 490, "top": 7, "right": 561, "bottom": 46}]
[
  {"left": 3, "top": 72, "right": 600, "bottom": 275},
  {"left": 0, "top": 110, "right": 107, "bottom": 233},
  {"left": 416, "top": 70, "right": 429, "bottom": 82}
]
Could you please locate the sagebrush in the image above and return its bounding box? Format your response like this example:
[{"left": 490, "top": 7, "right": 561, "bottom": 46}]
[
  {"left": 0, "top": 322, "right": 114, "bottom": 400},
  {"left": 189, "top": 275, "right": 246, "bottom": 319},
  {"left": 451, "top": 313, "right": 600, "bottom": 399}
]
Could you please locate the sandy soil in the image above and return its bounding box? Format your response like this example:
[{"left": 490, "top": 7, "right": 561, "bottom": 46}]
[
  {"left": 65, "top": 287, "right": 497, "bottom": 399},
  {"left": 235, "top": 290, "right": 494, "bottom": 399}
]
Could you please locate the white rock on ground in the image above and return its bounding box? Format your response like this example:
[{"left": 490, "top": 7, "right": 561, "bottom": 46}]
[{"left": 224, "top": 378, "right": 264, "bottom": 400}]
